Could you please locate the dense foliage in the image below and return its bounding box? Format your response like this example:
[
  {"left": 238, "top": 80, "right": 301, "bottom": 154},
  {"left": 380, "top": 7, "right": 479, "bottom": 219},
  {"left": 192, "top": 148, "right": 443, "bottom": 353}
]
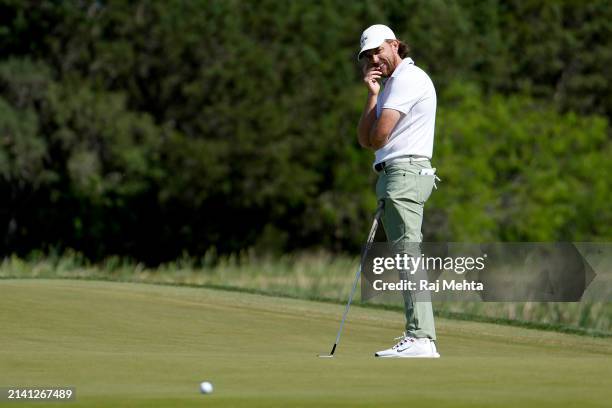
[{"left": 1, "top": 1, "right": 610, "bottom": 263}]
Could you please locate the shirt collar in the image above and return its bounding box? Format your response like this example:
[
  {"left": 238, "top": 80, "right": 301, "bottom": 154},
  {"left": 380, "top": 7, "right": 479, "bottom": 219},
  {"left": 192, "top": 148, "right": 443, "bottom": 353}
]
[{"left": 391, "top": 57, "right": 414, "bottom": 78}]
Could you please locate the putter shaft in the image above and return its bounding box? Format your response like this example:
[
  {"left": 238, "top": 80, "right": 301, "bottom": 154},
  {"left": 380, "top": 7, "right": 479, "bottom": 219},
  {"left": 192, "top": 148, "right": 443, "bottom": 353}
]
[{"left": 320, "top": 200, "right": 384, "bottom": 357}]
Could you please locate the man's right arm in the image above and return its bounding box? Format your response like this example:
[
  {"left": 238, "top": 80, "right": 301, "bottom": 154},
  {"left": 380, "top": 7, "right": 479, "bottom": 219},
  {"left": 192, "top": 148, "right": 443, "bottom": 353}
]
[
  {"left": 357, "top": 94, "right": 378, "bottom": 149},
  {"left": 357, "top": 65, "right": 382, "bottom": 150}
]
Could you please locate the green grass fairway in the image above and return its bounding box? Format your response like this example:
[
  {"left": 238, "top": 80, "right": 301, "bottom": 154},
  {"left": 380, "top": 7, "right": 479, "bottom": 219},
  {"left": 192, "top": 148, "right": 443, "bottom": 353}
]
[{"left": 1, "top": 280, "right": 611, "bottom": 407}]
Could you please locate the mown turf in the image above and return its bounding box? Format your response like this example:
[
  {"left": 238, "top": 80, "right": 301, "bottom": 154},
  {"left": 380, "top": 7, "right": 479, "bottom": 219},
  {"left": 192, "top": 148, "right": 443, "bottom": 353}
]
[{"left": 0, "top": 279, "right": 610, "bottom": 407}]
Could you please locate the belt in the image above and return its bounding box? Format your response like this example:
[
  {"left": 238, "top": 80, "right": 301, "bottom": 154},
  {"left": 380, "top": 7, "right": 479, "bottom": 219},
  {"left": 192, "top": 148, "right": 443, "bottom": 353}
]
[{"left": 374, "top": 155, "right": 430, "bottom": 173}]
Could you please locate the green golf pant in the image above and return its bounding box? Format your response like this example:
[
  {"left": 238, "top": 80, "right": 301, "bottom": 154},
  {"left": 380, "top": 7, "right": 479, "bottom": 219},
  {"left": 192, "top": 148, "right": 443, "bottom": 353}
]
[{"left": 375, "top": 159, "right": 437, "bottom": 340}]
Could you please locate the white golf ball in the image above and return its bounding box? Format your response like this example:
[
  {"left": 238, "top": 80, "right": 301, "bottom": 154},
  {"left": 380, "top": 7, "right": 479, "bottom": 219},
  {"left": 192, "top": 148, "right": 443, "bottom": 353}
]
[{"left": 200, "top": 381, "right": 213, "bottom": 394}]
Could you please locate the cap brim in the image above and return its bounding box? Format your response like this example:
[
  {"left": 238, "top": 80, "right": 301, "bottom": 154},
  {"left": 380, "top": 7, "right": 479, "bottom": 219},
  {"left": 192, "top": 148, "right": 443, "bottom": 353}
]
[{"left": 357, "top": 40, "right": 384, "bottom": 61}]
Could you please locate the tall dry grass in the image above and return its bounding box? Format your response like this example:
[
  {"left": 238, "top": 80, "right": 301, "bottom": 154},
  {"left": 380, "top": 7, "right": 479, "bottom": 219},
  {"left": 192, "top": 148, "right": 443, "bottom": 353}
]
[{"left": 1, "top": 250, "right": 610, "bottom": 334}]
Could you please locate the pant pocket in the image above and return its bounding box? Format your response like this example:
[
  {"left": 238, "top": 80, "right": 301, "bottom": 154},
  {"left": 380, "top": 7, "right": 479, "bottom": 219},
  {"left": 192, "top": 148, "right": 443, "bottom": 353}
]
[{"left": 417, "top": 175, "right": 435, "bottom": 204}]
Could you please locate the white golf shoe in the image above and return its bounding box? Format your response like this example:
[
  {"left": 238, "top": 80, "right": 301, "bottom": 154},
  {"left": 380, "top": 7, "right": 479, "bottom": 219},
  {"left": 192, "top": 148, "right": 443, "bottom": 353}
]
[{"left": 374, "top": 333, "right": 440, "bottom": 358}]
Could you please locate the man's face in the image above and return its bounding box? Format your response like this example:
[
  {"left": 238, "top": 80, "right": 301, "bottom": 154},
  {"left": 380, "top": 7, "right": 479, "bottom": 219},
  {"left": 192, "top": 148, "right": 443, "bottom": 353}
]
[{"left": 362, "top": 40, "right": 398, "bottom": 77}]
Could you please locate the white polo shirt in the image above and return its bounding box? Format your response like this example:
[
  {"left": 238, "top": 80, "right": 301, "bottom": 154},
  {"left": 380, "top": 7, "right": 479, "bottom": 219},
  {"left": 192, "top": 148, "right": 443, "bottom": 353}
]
[{"left": 374, "top": 58, "right": 437, "bottom": 165}]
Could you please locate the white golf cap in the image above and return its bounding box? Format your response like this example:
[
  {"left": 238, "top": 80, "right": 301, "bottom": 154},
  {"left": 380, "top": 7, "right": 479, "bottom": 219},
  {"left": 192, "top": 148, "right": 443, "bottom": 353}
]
[{"left": 358, "top": 24, "right": 396, "bottom": 60}]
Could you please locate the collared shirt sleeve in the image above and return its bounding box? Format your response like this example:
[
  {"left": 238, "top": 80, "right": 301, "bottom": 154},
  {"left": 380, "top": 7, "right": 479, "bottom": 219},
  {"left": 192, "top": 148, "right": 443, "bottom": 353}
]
[{"left": 381, "top": 70, "right": 426, "bottom": 115}]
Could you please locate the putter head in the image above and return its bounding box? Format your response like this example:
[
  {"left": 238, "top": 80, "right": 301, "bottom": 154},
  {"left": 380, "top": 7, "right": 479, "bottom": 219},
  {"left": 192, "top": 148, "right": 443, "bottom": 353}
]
[{"left": 318, "top": 344, "right": 337, "bottom": 358}]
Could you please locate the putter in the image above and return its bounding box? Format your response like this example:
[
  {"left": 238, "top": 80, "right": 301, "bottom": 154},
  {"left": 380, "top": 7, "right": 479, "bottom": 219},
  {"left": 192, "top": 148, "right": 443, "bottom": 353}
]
[{"left": 318, "top": 200, "right": 384, "bottom": 358}]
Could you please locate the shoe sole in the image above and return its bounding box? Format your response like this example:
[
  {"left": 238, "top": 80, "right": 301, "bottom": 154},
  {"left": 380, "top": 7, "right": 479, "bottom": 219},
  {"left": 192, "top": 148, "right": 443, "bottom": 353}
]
[{"left": 375, "top": 352, "right": 440, "bottom": 358}]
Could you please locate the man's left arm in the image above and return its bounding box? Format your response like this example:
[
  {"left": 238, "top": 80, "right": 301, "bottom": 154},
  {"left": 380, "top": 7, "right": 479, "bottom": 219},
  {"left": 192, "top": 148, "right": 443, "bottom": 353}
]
[{"left": 368, "top": 108, "right": 401, "bottom": 150}]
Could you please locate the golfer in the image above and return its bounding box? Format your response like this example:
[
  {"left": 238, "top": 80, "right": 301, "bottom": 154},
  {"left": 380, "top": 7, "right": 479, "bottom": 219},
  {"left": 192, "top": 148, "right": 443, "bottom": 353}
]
[{"left": 357, "top": 24, "right": 440, "bottom": 358}]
